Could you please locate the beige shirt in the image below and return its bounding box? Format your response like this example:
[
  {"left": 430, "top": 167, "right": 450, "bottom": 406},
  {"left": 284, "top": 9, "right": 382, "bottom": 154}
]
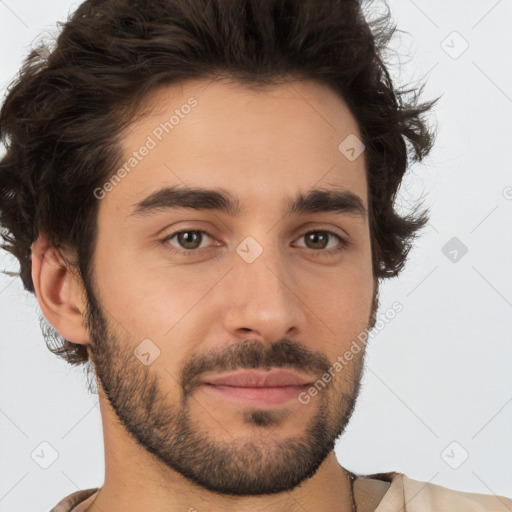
[{"left": 50, "top": 471, "right": 512, "bottom": 512}]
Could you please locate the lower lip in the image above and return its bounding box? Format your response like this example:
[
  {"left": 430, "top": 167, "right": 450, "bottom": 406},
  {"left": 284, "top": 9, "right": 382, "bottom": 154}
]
[{"left": 201, "top": 384, "right": 309, "bottom": 407}]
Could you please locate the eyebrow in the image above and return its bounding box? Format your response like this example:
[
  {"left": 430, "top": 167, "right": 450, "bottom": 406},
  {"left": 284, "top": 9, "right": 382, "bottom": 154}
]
[{"left": 128, "top": 185, "right": 367, "bottom": 220}]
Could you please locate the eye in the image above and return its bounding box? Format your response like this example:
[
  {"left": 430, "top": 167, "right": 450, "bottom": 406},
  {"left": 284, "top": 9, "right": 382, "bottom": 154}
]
[
  {"left": 295, "top": 230, "right": 349, "bottom": 256},
  {"left": 162, "top": 229, "right": 215, "bottom": 255}
]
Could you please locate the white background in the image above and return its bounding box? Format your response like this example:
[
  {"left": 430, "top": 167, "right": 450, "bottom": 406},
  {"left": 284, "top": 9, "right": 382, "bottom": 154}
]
[{"left": 0, "top": 0, "right": 511, "bottom": 510}]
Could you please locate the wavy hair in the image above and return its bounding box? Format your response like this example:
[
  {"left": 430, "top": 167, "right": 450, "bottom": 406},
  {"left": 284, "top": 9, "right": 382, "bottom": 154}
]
[{"left": 0, "top": 0, "right": 436, "bottom": 366}]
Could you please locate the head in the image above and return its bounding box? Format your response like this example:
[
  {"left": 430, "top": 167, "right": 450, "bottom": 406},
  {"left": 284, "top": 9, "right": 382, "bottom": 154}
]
[{"left": 0, "top": 0, "right": 434, "bottom": 497}]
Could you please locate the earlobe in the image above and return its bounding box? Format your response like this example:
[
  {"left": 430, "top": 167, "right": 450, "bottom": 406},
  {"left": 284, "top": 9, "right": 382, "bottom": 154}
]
[{"left": 30, "top": 233, "right": 90, "bottom": 345}]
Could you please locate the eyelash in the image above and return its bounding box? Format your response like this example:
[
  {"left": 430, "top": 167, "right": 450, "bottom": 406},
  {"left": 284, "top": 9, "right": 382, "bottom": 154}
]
[{"left": 160, "top": 228, "right": 350, "bottom": 258}]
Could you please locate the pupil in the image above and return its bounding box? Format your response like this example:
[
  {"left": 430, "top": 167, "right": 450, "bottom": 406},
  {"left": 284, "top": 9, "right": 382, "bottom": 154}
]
[
  {"left": 308, "top": 232, "right": 327, "bottom": 249},
  {"left": 180, "top": 231, "right": 200, "bottom": 249}
]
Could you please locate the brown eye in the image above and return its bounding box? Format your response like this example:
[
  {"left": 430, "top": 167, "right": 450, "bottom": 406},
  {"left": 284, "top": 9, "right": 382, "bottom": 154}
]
[
  {"left": 296, "top": 230, "right": 346, "bottom": 252},
  {"left": 163, "top": 229, "right": 214, "bottom": 254},
  {"left": 303, "top": 232, "right": 330, "bottom": 250},
  {"left": 176, "top": 231, "right": 203, "bottom": 249}
]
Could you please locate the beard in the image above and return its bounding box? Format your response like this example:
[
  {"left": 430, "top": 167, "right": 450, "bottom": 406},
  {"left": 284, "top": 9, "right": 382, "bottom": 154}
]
[{"left": 82, "top": 272, "right": 375, "bottom": 497}]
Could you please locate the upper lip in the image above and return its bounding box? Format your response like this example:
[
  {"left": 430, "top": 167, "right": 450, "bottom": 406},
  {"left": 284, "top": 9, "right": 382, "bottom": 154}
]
[{"left": 202, "top": 369, "right": 313, "bottom": 387}]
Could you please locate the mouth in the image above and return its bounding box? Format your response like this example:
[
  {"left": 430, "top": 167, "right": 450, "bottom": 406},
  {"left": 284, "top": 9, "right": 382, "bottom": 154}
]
[
  {"left": 201, "top": 383, "right": 310, "bottom": 407},
  {"left": 200, "top": 369, "right": 313, "bottom": 408}
]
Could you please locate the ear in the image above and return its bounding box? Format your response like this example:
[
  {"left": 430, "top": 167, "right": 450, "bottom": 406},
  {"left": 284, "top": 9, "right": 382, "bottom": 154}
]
[{"left": 30, "top": 233, "right": 90, "bottom": 345}]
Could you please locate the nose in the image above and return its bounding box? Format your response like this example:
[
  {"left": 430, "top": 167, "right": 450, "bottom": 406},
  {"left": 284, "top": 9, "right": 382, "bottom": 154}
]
[{"left": 220, "top": 239, "right": 307, "bottom": 344}]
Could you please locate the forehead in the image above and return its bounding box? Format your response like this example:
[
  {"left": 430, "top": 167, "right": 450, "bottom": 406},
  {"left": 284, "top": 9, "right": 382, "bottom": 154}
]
[{"left": 101, "top": 77, "right": 367, "bottom": 219}]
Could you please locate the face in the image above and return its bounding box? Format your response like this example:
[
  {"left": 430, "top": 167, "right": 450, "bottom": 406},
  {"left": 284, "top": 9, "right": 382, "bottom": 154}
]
[{"left": 83, "top": 77, "right": 375, "bottom": 495}]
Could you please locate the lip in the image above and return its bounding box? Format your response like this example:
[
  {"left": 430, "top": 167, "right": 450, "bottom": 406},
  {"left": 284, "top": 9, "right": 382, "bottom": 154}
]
[
  {"left": 200, "top": 370, "right": 313, "bottom": 408},
  {"left": 202, "top": 369, "right": 313, "bottom": 387},
  {"left": 202, "top": 383, "right": 310, "bottom": 407}
]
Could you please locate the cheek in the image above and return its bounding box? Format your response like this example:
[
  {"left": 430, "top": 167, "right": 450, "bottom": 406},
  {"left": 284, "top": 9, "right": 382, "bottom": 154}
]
[
  {"left": 91, "top": 239, "right": 170, "bottom": 340},
  {"left": 298, "top": 260, "right": 374, "bottom": 339},
  {"left": 94, "top": 243, "right": 220, "bottom": 342}
]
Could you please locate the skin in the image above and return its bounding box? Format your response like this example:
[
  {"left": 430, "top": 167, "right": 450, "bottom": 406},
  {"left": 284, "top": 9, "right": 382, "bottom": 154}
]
[{"left": 31, "top": 77, "right": 380, "bottom": 511}]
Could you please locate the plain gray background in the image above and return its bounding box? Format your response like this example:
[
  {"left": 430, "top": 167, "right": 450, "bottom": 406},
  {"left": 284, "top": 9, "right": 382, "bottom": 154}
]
[{"left": 1, "top": 0, "right": 511, "bottom": 510}]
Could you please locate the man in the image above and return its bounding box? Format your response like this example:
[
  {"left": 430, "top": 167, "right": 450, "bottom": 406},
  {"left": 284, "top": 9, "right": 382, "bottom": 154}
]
[{"left": 0, "top": 0, "right": 510, "bottom": 510}]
